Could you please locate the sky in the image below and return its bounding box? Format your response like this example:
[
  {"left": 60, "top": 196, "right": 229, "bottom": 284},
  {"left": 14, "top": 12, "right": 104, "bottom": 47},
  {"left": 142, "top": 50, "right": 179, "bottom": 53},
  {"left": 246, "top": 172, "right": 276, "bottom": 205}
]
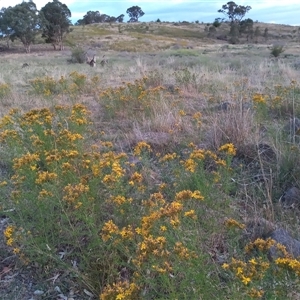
[{"left": 0, "top": 0, "right": 299, "bottom": 26}]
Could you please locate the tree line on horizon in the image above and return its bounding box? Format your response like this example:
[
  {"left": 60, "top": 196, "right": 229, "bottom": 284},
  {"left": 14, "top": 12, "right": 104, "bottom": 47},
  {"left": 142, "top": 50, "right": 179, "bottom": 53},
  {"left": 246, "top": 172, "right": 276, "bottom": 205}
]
[
  {"left": 0, "top": 0, "right": 147, "bottom": 53},
  {"left": 0, "top": 0, "right": 284, "bottom": 53},
  {"left": 75, "top": 6, "right": 145, "bottom": 25}
]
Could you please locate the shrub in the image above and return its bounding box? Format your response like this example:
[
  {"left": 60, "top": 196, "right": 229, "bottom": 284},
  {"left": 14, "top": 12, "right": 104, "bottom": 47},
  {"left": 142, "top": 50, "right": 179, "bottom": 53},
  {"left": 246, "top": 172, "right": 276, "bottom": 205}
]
[
  {"left": 0, "top": 83, "right": 11, "bottom": 99},
  {"left": 223, "top": 219, "right": 300, "bottom": 299},
  {"left": 70, "top": 46, "right": 87, "bottom": 63},
  {"left": 29, "top": 72, "right": 100, "bottom": 98},
  {"left": 0, "top": 104, "right": 236, "bottom": 298},
  {"left": 213, "top": 18, "right": 222, "bottom": 28},
  {"left": 270, "top": 44, "right": 285, "bottom": 58}
]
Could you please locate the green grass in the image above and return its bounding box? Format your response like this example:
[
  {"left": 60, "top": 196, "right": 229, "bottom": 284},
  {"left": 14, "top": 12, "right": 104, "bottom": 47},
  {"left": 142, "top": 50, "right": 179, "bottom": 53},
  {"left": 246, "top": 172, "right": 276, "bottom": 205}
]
[{"left": 154, "top": 25, "right": 206, "bottom": 39}]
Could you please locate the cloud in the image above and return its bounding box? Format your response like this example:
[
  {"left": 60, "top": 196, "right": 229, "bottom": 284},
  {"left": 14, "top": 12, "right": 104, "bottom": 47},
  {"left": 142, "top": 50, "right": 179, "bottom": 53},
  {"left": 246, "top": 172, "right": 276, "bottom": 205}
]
[
  {"left": 66, "top": 1, "right": 299, "bottom": 25},
  {"left": 0, "top": 1, "right": 298, "bottom": 25},
  {"left": 0, "top": 0, "right": 76, "bottom": 9}
]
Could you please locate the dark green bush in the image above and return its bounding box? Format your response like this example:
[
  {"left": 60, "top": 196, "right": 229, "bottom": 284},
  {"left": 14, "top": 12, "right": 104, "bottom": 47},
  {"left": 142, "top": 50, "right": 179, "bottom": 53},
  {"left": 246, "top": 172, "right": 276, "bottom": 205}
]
[
  {"left": 270, "top": 44, "right": 285, "bottom": 58},
  {"left": 70, "top": 46, "right": 86, "bottom": 64}
]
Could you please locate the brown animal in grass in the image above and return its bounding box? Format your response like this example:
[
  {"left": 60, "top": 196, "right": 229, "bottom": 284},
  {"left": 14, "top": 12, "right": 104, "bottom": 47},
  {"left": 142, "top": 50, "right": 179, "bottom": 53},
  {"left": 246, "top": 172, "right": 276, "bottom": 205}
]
[{"left": 86, "top": 55, "right": 96, "bottom": 67}]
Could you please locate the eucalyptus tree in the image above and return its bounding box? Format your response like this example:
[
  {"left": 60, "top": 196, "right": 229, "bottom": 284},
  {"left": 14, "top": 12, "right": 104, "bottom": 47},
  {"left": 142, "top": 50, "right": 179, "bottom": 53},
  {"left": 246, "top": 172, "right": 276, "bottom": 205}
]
[
  {"left": 4, "top": 1, "right": 41, "bottom": 53},
  {"left": 218, "top": 1, "right": 252, "bottom": 44},
  {"left": 240, "top": 18, "right": 254, "bottom": 41},
  {"left": 0, "top": 7, "right": 13, "bottom": 48},
  {"left": 81, "top": 10, "right": 102, "bottom": 24},
  {"left": 116, "top": 14, "right": 125, "bottom": 23},
  {"left": 218, "top": 1, "right": 251, "bottom": 23},
  {"left": 126, "top": 6, "right": 145, "bottom": 22},
  {"left": 40, "top": 0, "right": 72, "bottom": 50}
]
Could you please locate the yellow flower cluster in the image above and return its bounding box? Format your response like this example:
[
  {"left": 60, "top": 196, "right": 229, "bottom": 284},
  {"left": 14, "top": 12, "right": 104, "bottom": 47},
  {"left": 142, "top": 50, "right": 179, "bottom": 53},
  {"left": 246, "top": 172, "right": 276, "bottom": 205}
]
[
  {"left": 70, "top": 103, "right": 90, "bottom": 125},
  {"left": 3, "top": 225, "right": 24, "bottom": 261},
  {"left": 183, "top": 158, "right": 197, "bottom": 173},
  {"left": 4, "top": 225, "right": 16, "bottom": 246},
  {"left": 174, "top": 242, "right": 198, "bottom": 259},
  {"left": 21, "top": 108, "right": 53, "bottom": 126},
  {"left": 119, "top": 225, "right": 135, "bottom": 240},
  {"left": 0, "top": 115, "right": 13, "bottom": 128},
  {"left": 102, "top": 161, "right": 125, "bottom": 185},
  {"left": 61, "top": 149, "right": 80, "bottom": 158},
  {"left": 245, "top": 237, "right": 276, "bottom": 253},
  {"left": 29, "top": 76, "right": 57, "bottom": 96},
  {"left": 224, "top": 218, "right": 245, "bottom": 229},
  {"left": 223, "top": 233, "right": 300, "bottom": 298},
  {"left": 137, "top": 235, "right": 167, "bottom": 260},
  {"left": 63, "top": 183, "right": 89, "bottom": 206},
  {"left": 38, "top": 189, "right": 54, "bottom": 199},
  {"left": 0, "top": 104, "right": 98, "bottom": 209},
  {"left": 159, "top": 152, "right": 177, "bottom": 162},
  {"left": 101, "top": 220, "right": 119, "bottom": 241},
  {"left": 192, "top": 111, "right": 202, "bottom": 127},
  {"left": 29, "top": 72, "right": 98, "bottom": 98},
  {"left": 99, "top": 76, "right": 165, "bottom": 119},
  {"left": 100, "top": 186, "right": 204, "bottom": 298},
  {"left": 129, "top": 171, "right": 143, "bottom": 186},
  {"left": 175, "top": 190, "right": 204, "bottom": 201},
  {"left": 275, "top": 257, "right": 300, "bottom": 276},
  {"left": 1, "top": 101, "right": 211, "bottom": 299},
  {"left": 253, "top": 93, "right": 266, "bottom": 104},
  {"left": 212, "top": 170, "right": 221, "bottom": 183},
  {"left": 184, "top": 209, "right": 197, "bottom": 219},
  {"left": 30, "top": 134, "right": 44, "bottom": 147},
  {"left": 190, "top": 149, "right": 206, "bottom": 160},
  {"left": 0, "top": 181, "right": 7, "bottom": 186},
  {"left": 138, "top": 210, "right": 159, "bottom": 232},
  {"left": 181, "top": 148, "right": 225, "bottom": 173},
  {"left": 101, "top": 220, "right": 134, "bottom": 242},
  {"left": 13, "top": 152, "right": 40, "bottom": 170},
  {"left": 101, "top": 141, "right": 114, "bottom": 148},
  {"left": 133, "top": 141, "right": 152, "bottom": 156},
  {"left": 152, "top": 261, "right": 173, "bottom": 273},
  {"left": 248, "top": 288, "right": 264, "bottom": 298},
  {"left": 222, "top": 257, "right": 270, "bottom": 286},
  {"left": 179, "top": 109, "right": 186, "bottom": 116},
  {"left": 91, "top": 152, "right": 127, "bottom": 185},
  {"left": 218, "top": 143, "right": 237, "bottom": 156},
  {"left": 0, "top": 129, "right": 19, "bottom": 142},
  {"left": 35, "top": 171, "right": 58, "bottom": 184},
  {"left": 69, "top": 71, "right": 87, "bottom": 90},
  {"left": 45, "top": 149, "right": 61, "bottom": 163},
  {"left": 100, "top": 281, "right": 139, "bottom": 300},
  {"left": 109, "top": 195, "right": 133, "bottom": 206},
  {"left": 133, "top": 190, "right": 202, "bottom": 267}
]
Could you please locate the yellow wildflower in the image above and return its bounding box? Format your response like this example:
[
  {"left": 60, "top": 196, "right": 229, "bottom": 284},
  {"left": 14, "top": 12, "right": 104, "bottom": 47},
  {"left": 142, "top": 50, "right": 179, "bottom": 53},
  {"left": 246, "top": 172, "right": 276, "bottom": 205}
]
[
  {"left": 184, "top": 209, "right": 197, "bottom": 219},
  {"left": 241, "top": 275, "right": 251, "bottom": 285},
  {"left": 218, "top": 143, "right": 236, "bottom": 156},
  {"left": 225, "top": 218, "right": 245, "bottom": 229},
  {"left": 133, "top": 141, "right": 152, "bottom": 156},
  {"left": 253, "top": 93, "right": 266, "bottom": 104}
]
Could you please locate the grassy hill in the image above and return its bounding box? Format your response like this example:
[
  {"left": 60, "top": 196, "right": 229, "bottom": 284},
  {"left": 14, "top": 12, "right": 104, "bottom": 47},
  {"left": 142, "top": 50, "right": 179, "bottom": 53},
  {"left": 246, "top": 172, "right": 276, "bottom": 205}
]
[
  {"left": 0, "top": 22, "right": 300, "bottom": 299},
  {"left": 63, "top": 21, "right": 300, "bottom": 52}
]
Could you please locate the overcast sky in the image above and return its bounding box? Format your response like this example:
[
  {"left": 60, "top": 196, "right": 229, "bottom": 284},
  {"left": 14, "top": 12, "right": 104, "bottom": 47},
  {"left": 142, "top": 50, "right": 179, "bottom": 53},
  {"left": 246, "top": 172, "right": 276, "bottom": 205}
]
[{"left": 0, "top": 0, "right": 299, "bottom": 25}]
